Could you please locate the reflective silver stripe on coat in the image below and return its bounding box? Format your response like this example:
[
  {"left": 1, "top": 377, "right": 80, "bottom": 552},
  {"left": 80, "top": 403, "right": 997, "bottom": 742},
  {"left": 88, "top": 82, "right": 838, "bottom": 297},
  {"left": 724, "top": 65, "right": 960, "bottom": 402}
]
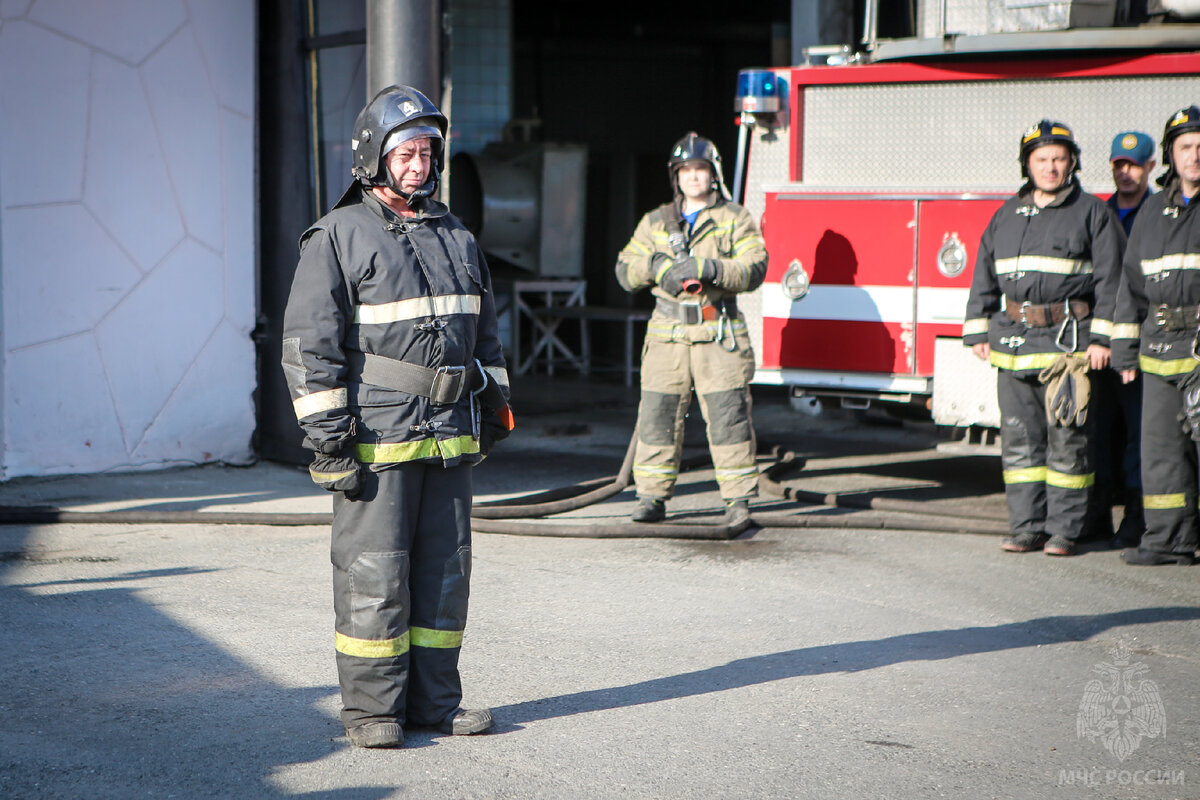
[
  {"left": 355, "top": 294, "right": 481, "bottom": 325},
  {"left": 484, "top": 365, "right": 510, "bottom": 388},
  {"left": 994, "top": 255, "right": 1092, "bottom": 276},
  {"left": 1109, "top": 322, "right": 1141, "bottom": 339},
  {"left": 1141, "top": 253, "right": 1200, "bottom": 276},
  {"left": 293, "top": 387, "right": 347, "bottom": 419}
]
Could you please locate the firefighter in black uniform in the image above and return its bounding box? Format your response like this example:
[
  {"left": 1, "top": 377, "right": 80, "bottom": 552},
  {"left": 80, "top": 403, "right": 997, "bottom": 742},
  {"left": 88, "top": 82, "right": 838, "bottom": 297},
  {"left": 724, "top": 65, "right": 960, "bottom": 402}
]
[
  {"left": 282, "top": 85, "right": 513, "bottom": 747},
  {"left": 1112, "top": 105, "right": 1200, "bottom": 566},
  {"left": 963, "top": 121, "right": 1123, "bottom": 557}
]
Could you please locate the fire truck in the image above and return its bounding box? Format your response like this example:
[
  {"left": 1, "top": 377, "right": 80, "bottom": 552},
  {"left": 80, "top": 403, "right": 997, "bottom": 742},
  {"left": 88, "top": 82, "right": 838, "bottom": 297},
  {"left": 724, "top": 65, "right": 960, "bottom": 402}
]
[{"left": 734, "top": 4, "right": 1200, "bottom": 444}]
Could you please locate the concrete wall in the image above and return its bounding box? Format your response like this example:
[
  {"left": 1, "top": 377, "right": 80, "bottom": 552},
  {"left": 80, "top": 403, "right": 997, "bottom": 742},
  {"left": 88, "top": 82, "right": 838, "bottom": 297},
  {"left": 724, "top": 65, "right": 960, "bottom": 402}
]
[{"left": 0, "top": 0, "right": 256, "bottom": 478}]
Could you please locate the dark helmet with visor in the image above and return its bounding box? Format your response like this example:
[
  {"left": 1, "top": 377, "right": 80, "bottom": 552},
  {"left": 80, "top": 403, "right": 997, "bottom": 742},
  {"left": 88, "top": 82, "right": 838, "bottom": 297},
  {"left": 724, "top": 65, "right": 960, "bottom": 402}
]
[
  {"left": 1019, "top": 120, "right": 1081, "bottom": 178},
  {"left": 350, "top": 84, "right": 447, "bottom": 200},
  {"left": 1158, "top": 105, "right": 1200, "bottom": 187},
  {"left": 667, "top": 132, "right": 731, "bottom": 200}
]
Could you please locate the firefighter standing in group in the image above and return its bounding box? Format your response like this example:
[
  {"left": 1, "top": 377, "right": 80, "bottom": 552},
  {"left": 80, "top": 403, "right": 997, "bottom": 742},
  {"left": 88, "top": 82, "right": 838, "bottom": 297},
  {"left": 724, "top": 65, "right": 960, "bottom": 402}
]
[
  {"left": 963, "top": 120, "right": 1124, "bottom": 557},
  {"left": 615, "top": 133, "right": 768, "bottom": 525},
  {"left": 1093, "top": 131, "right": 1156, "bottom": 548},
  {"left": 282, "top": 85, "right": 513, "bottom": 748},
  {"left": 1111, "top": 105, "right": 1200, "bottom": 566}
]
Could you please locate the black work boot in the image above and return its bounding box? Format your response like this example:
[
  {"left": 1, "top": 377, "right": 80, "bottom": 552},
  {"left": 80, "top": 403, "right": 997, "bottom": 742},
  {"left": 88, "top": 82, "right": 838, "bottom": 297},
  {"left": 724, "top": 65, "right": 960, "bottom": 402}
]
[
  {"left": 1121, "top": 547, "right": 1195, "bottom": 566},
  {"left": 724, "top": 499, "right": 751, "bottom": 527},
  {"left": 346, "top": 721, "right": 404, "bottom": 748},
  {"left": 1113, "top": 494, "right": 1145, "bottom": 549},
  {"left": 436, "top": 708, "right": 494, "bottom": 735},
  {"left": 631, "top": 497, "right": 666, "bottom": 523}
]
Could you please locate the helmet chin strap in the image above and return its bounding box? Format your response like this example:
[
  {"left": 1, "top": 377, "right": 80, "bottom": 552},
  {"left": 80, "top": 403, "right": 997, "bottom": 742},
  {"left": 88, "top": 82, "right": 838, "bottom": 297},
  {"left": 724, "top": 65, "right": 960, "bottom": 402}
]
[{"left": 379, "top": 164, "right": 441, "bottom": 206}]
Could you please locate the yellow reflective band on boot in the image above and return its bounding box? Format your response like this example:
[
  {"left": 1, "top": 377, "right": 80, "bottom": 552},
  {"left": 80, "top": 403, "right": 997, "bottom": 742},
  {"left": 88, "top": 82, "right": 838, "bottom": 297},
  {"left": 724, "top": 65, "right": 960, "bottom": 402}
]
[
  {"left": 1144, "top": 492, "right": 1188, "bottom": 510},
  {"left": 336, "top": 630, "right": 410, "bottom": 658},
  {"left": 1003, "top": 467, "right": 1046, "bottom": 485},
  {"left": 1045, "top": 469, "right": 1094, "bottom": 490},
  {"left": 1139, "top": 355, "right": 1200, "bottom": 377},
  {"left": 410, "top": 626, "right": 463, "bottom": 649}
]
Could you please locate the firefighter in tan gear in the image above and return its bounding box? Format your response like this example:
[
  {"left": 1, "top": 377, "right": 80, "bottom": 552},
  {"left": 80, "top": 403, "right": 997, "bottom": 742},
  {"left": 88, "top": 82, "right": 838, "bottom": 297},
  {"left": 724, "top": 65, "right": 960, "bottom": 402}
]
[
  {"left": 615, "top": 132, "right": 768, "bottom": 525},
  {"left": 1111, "top": 105, "right": 1200, "bottom": 566},
  {"left": 282, "top": 86, "right": 512, "bottom": 748},
  {"left": 963, "top": 121, "right": 1124, "bottom": 556}
]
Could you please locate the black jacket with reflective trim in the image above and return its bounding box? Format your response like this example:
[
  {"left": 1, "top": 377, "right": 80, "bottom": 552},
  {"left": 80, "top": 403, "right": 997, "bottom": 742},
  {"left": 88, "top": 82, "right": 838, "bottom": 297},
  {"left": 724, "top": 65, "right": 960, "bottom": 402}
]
[
  {"left": 1112, "top": 178, "right": 1200, "bottom": 378},
  {"left": 281, "top": 185, "right": 508, "bottom": 466},
  {"left": 963, "top": 181, "right": 1124, "bottom": 377}
]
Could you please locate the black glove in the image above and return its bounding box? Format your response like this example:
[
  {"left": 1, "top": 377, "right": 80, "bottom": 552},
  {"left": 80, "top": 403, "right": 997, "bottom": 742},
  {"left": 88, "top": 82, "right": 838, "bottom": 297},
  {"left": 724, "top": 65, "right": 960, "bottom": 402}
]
[
  {"left": 305, "top": 435, "right": 364, "bottom": 498},
  {"left": 698, "top": 258, "right": 721, "bottom": 286},
  {"left": 1178, "top": 369, "right": 1200, "bottom": 441},
  {"left": 660, "top": 257, "right": 701, "bottom": 296},
  {"left": 478, "top": 406, "right": 515, "bottom": 457}
]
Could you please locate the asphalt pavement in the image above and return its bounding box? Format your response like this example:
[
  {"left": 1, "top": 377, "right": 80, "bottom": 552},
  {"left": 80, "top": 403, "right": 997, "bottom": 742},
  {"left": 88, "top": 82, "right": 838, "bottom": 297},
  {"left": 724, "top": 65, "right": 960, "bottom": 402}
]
[{"left": 1, "top": 378, "right": 1197, "bottom": 800}]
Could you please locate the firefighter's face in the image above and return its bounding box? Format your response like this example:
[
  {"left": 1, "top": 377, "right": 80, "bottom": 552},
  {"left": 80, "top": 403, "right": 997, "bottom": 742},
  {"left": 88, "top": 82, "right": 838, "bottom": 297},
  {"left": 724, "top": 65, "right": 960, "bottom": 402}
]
[
  {"left": 1111, "top": 158, "right": 1152, "bottom": 196},
  {"left": 384, "top": 137, "right": 433, "bottom": 193},
  {"left": 1172, "top": 132, "right": 1200, "bottom": 189},
  {"left": 1027, "top": 143, "right": 1072, "bottom": 192},
  {"left": 676, "top": 161, "right": 714, "bottom": 200}
]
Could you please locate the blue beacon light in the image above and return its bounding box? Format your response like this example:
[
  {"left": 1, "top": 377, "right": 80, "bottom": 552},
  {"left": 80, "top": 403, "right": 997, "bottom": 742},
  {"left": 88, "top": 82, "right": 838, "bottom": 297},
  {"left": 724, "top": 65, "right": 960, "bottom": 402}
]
[{"left": 735, "top": 69, "right": 780, "bottom": 114}]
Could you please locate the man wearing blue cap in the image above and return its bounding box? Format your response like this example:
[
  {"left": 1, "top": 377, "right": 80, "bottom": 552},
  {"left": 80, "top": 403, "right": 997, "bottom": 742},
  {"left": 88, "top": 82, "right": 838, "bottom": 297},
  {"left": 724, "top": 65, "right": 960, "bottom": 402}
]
[
  {"left": 1107, "top": 131, "right": 1156, "bottom": 234},
  {"left": 1092, "top": 131, "right": 1155, "bottom": 549}
]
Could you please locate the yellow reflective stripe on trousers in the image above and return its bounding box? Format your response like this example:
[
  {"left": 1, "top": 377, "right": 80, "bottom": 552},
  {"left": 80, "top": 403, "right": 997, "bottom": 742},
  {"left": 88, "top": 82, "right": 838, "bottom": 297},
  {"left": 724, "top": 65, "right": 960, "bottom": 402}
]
[
  {"left": 995, "top": 255, "right": 1092, "bottom": 275},
  {"left": 357, "top": 435, "right": 480, "bottom": 463},
  {"left": 355, "top": 294, "right": 481, "bottom": 325},
  {"left": 1144, "top": 492, "right": 1188, "bottom": 510},
  {"left": 1045, "top": 469, "right": 1094, "bottom": 490},
  {"left": 715, "top": 465, "right": 759, "bottom": 481},
  {"left": 1141, "top": 252, "right": 1200, "bottom": 276},
  {"left": 293, "top": 387, "right": 347, "bottom": 420},
  {"left": 633, "top": 464, "right": 678, "bottom": 478},
  {"left": 336, "top": 630, "right": 410, "bottom": 658},
  {"left": 410, "top": 626, "right": 464, "bottom": 649},
  {"left": 1139, "top": 355, "right": 1200, "bottom": 377},
  {"left": 991, "top": 350, "right": 1081, "bottom": 372},
  {"left": 1003, "top": 466, "right": 1046, "bottom": 484}
]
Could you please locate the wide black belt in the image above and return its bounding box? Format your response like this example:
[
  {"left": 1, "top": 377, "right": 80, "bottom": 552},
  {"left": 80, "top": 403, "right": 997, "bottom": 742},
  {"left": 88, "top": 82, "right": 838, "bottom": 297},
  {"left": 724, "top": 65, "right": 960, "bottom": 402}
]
[
  {"left": 345, "top": 350, "right": 483, "bottom": 405},
  {"left": 1153, "top": 303, "right": 1200, "bottom": 331},
  {"left": 656, "top": 296, "right": 738, "bottom": 325},
  {"left": 1005, "top": 298, "right": 1090, "bottom": 328}
]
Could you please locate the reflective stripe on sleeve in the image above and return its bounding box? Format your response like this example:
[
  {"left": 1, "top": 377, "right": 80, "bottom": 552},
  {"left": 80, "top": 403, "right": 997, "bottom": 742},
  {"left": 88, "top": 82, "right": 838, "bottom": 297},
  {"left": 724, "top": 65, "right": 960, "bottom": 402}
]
[
  {"left": 1144, "top": 492, "right": 1188, "bottom": 510},
  {"left": 962, "top": 318, "right": 989, "bottom": 337},
  {"left": 994, "top": 255, "right": 1092, "bottom": 276},
  {"left": 1090, "top": 319, "right": 1114, "bottom": 338},
  {"left": 336, "top": 630, "right": 409, "bottom": 658},
  {"left": 410, "top": 626, "right": 464, "bottom": 649},
  {"left": 293, "top": 388, "right": 347, "bottom": 420},
  {"left": 1109, "top": 323, "right": 1141, "bottom": 340},
  {"left": 355, "top": 294, "right": 480, "bottom": 325}
]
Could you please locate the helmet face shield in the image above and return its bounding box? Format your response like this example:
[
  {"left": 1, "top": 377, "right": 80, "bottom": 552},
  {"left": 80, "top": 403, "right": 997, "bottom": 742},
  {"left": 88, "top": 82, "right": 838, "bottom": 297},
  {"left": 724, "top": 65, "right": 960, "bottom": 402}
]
[
  {"left": 350, "top": 85, "right": 448, "bottom": 188},
  {"left": 667, "top": 132, "right": 730, "bottom": 200}
]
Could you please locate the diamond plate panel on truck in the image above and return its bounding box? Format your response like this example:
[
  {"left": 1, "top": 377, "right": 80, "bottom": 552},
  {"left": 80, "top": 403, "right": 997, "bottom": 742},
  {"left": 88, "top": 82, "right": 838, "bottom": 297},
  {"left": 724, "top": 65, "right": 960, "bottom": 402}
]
[{"left": 801, "top": 75, "right": 1198, "bottom": 192}]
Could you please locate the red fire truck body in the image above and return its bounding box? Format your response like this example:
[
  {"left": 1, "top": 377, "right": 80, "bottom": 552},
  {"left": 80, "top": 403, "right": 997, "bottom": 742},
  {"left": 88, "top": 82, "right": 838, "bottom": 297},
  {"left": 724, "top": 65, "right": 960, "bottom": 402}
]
[{"left": 739, "top": 50, "right": 1200, "bottom": 430}]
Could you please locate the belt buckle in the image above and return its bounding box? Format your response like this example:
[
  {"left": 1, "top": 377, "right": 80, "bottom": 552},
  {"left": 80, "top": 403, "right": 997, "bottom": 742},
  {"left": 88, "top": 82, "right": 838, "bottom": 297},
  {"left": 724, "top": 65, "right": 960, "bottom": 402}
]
[
  {"left": 429, "top": 365, "right": 466, "bottom": 404},
  {"left": 681, "top": 303, "right": 702, "bottom": 325}
]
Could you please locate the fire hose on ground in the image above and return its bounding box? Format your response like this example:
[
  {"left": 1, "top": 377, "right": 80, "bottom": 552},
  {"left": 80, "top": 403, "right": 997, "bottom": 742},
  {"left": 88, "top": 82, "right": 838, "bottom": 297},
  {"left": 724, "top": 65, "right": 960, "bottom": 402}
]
[{"left": 0, "top": 431, "right": 1010, "bottom": 540}]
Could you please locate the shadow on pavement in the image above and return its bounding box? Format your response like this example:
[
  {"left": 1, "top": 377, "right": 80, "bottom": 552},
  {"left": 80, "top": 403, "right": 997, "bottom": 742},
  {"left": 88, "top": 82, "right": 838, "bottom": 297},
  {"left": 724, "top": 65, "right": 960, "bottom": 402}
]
[{"left": 494, "top": 606, "right": 1200, "bottom": 725}]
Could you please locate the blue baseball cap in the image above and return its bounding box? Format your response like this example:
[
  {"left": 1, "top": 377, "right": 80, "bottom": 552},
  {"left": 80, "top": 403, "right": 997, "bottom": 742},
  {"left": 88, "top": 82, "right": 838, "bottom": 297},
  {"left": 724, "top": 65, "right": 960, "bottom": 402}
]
[{"left": 1110, "top": 131, "right": 1155, "bottom": 165}]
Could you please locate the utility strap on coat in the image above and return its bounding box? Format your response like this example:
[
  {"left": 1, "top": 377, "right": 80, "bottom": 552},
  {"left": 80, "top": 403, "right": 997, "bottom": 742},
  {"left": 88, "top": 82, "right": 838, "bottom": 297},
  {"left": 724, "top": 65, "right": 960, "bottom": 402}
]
[
  {"left": 1004, "top": 298, "right": 1091, "bottom": 328},
  {"left": 656, "top": 296, "right": 738, "bottom": 325},
  {"left": 345, "top": 350, "right": 481, "bottom": 405}
]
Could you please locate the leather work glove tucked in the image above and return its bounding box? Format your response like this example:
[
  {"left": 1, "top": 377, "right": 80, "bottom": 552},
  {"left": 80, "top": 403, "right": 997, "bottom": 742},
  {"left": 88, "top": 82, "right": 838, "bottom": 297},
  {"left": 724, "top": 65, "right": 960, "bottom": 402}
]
[
  {"left": 1037, "top": 354, "right": 1090, "bottom": 427},
  {"left": 306, "top": 441, "right": 364, "bottom": 498},
  {"left": 1177, "top": 368, "right": 1200, "bottom": 442}
]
